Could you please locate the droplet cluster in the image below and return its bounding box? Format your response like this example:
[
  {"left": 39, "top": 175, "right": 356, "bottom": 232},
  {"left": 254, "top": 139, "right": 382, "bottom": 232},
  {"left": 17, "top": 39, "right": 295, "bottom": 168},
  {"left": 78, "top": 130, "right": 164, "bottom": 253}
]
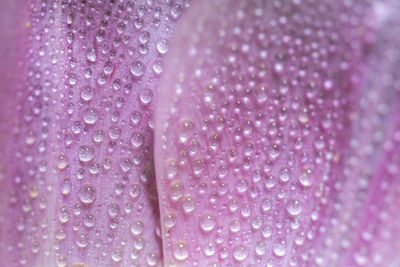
[
  {"left": 155, "top": 0, "right": 400, "bottom": 266},
  {"left": 0, "top": 0, "right": 189, "bottom": 266}
]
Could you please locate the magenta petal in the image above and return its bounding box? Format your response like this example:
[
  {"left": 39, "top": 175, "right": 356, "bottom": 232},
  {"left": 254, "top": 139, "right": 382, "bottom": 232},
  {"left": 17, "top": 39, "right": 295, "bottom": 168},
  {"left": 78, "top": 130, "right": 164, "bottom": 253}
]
[
  {"left": 155, "top": 0, "right": 400, "bottom": 266},
  {"left": 0, "top": 0, "right": 189, "bottom": 266}
]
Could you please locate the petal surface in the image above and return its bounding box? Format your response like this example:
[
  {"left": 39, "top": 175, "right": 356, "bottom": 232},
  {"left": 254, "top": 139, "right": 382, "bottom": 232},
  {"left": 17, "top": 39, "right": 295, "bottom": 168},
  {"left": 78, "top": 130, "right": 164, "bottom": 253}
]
[
  {"left": 0, "top": 0, "right": 189, "bottom": 266},
  {"left": 155, "top": 0, "right": 400, "bottom": 266}
]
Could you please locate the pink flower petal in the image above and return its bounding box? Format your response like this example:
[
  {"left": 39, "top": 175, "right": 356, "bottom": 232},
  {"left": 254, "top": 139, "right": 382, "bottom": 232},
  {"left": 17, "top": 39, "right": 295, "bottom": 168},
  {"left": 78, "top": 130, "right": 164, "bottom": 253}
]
[
  {"left": 155, "top": 0, "right": 400, "bottom": 265},
  {"left": 0, "top": 0, "right": 189, "bottom": 266}
]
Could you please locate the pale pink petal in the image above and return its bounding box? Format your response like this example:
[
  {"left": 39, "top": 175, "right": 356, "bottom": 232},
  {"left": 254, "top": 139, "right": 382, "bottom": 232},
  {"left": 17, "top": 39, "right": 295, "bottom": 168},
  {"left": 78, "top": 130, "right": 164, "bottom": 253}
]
[
  {"left": 0, "top": 0, "right": 189, "bottom": 266},
  {"left": 155, "top": 0, "right": 400, "bottom": 266}
]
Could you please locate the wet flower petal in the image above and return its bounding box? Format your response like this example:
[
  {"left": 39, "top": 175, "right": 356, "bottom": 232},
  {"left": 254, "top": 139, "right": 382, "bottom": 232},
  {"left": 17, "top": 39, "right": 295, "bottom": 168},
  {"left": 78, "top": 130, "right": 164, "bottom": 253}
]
[
  {"left": 155, "top": 0, "right": 400, "bottom": 265},
  {"left": 0, "top": 0, "right": 189, "bottom": 266},
  {"left": 1, "top": 0, "right": 400, "bottom": 266}
]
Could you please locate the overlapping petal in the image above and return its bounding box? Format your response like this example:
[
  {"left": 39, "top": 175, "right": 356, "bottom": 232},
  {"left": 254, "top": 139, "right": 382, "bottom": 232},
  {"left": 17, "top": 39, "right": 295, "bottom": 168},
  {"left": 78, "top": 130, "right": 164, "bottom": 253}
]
[
  {"left": 154, "top": 0, "right": 400, "bottom": 266},
  {"left": 0, "top": 0, "right": 189, "bottom": 266},
  {"left": 1, "top": 0, "right": 400, "bottom": 266}
]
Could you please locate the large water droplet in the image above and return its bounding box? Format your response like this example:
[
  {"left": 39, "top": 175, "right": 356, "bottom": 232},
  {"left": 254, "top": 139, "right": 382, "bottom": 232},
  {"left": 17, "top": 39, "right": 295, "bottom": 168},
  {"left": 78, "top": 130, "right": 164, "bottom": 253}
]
[
  {"left": 233, "top": 244, "right": 248, "bottom": 261},
  {"left": 78, "top": 145, "right": 95, "bottom": 162},
  {"left": 83, "top": 107, "right": 99, "bottom": 125},
  {"left": 173, "top": 241, "right": 189, "bottom": 261},
  {"left": 200, "top": 214, "right": 216, "bottom": 232},
  {"left": 286, "top": 199, "right": 303, "bottom": 216},
  {"left": 130, "top": 61, "right": 145, "bottom": 77},
  {"left": 78, "top": 184, "right": 96, "bottom": 204},
  {"left": 130, "top": 220, "right": 144, "bottom": 236},
  {"left": 273, "top": 239, "right": 286, "bottom": 257}
]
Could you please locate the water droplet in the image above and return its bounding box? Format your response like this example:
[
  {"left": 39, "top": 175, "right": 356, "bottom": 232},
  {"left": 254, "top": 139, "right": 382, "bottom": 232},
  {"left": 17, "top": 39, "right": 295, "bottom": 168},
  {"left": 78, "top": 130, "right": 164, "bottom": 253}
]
[
  {"left": 173, "top": 241, "right": 189, "bottom": 261},
  {"left": 129, "top": 183, "right": 141, "bottom": 200},
  {"left": 83, "top": 214, "right": 95, "bottom": 228},
  {"left": 131, "top": 111, "right": 142, "bottom": 125},
  {"left": 108, "top": 126, "right": 121, "bottom": 140},
  {"left": 61, "top": 179, "right": 71, "bottom": 195},
  {"left": 107, "top": 203, "right": 120, "bottom": 217},
  {"left": 236, "top": 179, "right": 248, "bottom": 193},
  {"left": 182, "top": 194, "right": 195, "bottom": 213},
  {"left": 131, "top": 132, "right": 144, "bottom": 148},
  {"left": 111, "top": 248, "right": 122, "bottom": 262},
  {"left": 287, "top": 199, "right": 302, "bottom": 216},
  {"left": 166, "top": 159, "right": 178, "bottom": 178},
  {"left": 299, "top": 168, "right": 313, "bottom": 187},
  {"left": 76, "top": 233, "right": 89, "bottom": 248},
  {"left": 130, "top": 61, "right": 145, "bottom": 77},
  {"left": 152, "top": 60, "right": 163, "bottom": 74},
  {"left": 139, "top": 88, "right": 153, "bottom": 105},
  {"left": 273, "top": 239, "right": 286, "bottom": 257},
  {"left": 81, "top": 86, "right": 94, "bottom": 101},
  {"left": 255, "top": 241, "right": 266, "bottom": 256},
  {"left": 169, "top": 180, "right": 184, "bottom": 201},
  {"left": 233, "top": 244, "right": 248, "bottom": 261},
  {"left": 58, "top": 207, "right": 70, "bottom": 223},
  {"left": 170, "top": 4, "right": 182, "bottom": 19},
  {"left": 83, "top": 108, "right": 99, "bottom": 124},
  {"left": 164, "top": 212, "right": 176, "bottom": 228},
  {"left": 156, "top": 39, "right": 169, "bottom": 54},
  {"left": 86, "top": 48, "right": 97, "bottom": 62},
  {"left": 262, "top": 225, "right": 272, "bottom": 238},
  {"left": 279, "top": 167, "right": 290, "bottom": 182},
  {"left": 146, "top": 252, "right": 159, "bottom": 266},
  {"left": 78, "top": 184, "right": 96, "bottom": 204},
  {"left": 130, "top": 220, "right": 144, "bottom": 235},
  {"left": 200, "top": 214, "right": 216, "bottom": 232},
  {"left": 229, "top": 219, "right": 241, "bottom": 233},
  {"left": 93, "top": 130, "right": 104, "bottom": 143},
  {"left": 78, "top": 145, "right": 95, "bottom": 162},
  {"left": 178, "top": 119, "right": 194, "bottom": 143}
]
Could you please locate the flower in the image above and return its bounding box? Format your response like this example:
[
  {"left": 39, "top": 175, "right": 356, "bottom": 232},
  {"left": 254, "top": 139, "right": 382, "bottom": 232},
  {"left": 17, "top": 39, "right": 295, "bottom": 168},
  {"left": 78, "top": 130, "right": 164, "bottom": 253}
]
[{"left": 0, "top": 0, "right": 399, "bottom": 266}]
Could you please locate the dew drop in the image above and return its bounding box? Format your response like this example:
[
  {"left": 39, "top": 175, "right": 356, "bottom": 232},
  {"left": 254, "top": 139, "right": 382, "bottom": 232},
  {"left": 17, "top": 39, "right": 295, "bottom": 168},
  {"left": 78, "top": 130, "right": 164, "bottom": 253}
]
[
  {"left": 83, "top": 214, "right": 95, "bottom": 228},
  {"left": 200, "top": 214, "right": 216, "bottom": 232},
  {"left": 166, "top": 159, "right": 178, "bottom": 178},
  {"left": 86, "top": 48, "right": 97, "bottom": 62},
  {"left": 255, "top": 241, "right": 266, "bottom": 256},
  {"left": 129, "top": 183, "right": 141, "bottom": 200},
  {"left": 131, "top": 132, "right": 144, "bottom": 148},
  {"left": 58, "top": 207, "right": 70, "bottom": 223},
  {"left": 173, "top": 241, "right": 189, "bottom": 261},
  {"left": 81, "top": 86, "right": 94, "bottom": 101},
  {"left": 273, "top": 239, "right": 286, "bottom": 257},
  {"left": 130, "top": 61, "right": 145, "bottom": 77},
  {"left": 156, "top": 39, "right": 169, "bottom": 54},
  {"left": 111, "top": 248, "right": 122, "bottom": 262},
  {"left": 78, "top": 145, "right": 95, "bottom": 162},
  {"left": 139, "top": 88, "right": 153, "bottom": 105},
  {"left": 299, "top": 168, "right": 313, "bottom": 187},
  {"left": 169, "top": 180, "right": 184, "bottom": 201},
  {"left": 287, "top": 199, "right": 303, "bottom": 216},
  {"left": 131, "top": 111, "right": 142, "bottom": 125},
  {"left": 233, "top": 244, "right": 248, "bottom": 261},
  {"left": 178, "top": 119, "right": 194, "bottom": 143},
  {"left": 182, "top": 194, "right": 195, "bottom": 213},
  {"left": 130, "top": 220, "right": 144, "bottom": 236},
  {"left": 78, "top": 184, "right": 96, "bottom": 204},
  {"left": 164, "top": 212, "right": 177, "bottom": 229},
  {"left": 83, "top": 108, "right": 99, "bottom": 124}
]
